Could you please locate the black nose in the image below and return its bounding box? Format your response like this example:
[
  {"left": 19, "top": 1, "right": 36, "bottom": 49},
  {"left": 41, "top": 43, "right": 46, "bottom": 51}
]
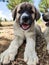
[{"left": 22, "top": 16, "right": 29, "bottom": 22}]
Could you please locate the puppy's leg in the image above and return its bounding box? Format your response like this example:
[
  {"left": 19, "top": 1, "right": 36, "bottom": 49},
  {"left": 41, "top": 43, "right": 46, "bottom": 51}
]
[
  {"left": 46, "top": 38, "right": 49, "bottom": 53},
  {"left": 24, "top": 37, "right": 39, "bottom": 65},
  {"left": 47, "top": 43, "right": 49, "bottom": 53},
  {"left": 44, "top": 30, "right": 49, "bottom": 53},
  {"left": 0, "top": 37, "right": 24, "bottom": 64}
]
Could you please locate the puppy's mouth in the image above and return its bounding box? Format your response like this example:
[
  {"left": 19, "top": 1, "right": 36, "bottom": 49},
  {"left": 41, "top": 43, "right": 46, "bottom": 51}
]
[
  {"left": 45, "top": 22, "right": 49, "bottom": 27},
  {"left": 43, "top": 17, "right": 49, "bottom": 26},
  {"left": 20, "top": 23, "right": 30, "bottom": 30}
]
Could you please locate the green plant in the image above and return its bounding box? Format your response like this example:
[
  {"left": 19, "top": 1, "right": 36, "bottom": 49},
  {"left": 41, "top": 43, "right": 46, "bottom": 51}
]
[
  {"left": 7, "top": 0, "right": 33, "bottom": 11},
  {"left": 39, "top": 0, "right": 49, "bottom": 13}
]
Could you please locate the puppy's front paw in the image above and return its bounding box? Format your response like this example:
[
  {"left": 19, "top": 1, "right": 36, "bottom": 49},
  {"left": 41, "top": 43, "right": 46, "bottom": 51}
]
[
  {"left": 0, "top": 50, "right": 16, "bottom": 64},
  {"left": 47, "top": 43, "right": 49, "bottom": 53},
  {"left": 24, "top": 51, "right": 39, "bottom": 65}
]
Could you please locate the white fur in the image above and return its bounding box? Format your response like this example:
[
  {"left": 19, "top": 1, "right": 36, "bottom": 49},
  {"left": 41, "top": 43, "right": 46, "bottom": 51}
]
[
  {"left": 20, "top": 12, "right": 29, "bottom": 23},
  {"left": 0, "top": 37, "right": 24, "bottom": 64},
  {"left": 21, "top": 12, "right": 29, "bottom": 17},
  {"left": 0, "top": 20, "right": 39, "bottom": 65},
  {"left": 24, "top": 38, "right": 38, "bottom": 65}
]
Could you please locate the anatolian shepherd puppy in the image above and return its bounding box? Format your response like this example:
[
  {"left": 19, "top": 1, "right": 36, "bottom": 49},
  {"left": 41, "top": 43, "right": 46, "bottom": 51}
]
[
  {"left": 0, "top": 2, "right": 40, "bottom": 65},
  {"left": 42, "top": 12, "right": 49, "bottom": 53}
]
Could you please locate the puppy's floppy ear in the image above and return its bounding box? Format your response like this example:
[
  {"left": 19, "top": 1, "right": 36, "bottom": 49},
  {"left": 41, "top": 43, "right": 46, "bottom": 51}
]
[
  {"left": 12, "top": 6, "right": 17, "bottom": 21},
  {"left": 35, "top": 8, "right": 40, "bottom": 21}
]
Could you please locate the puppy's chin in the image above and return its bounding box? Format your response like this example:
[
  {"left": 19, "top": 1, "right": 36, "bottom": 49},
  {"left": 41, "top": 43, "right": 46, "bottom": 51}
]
[{"left": 20, "top": 23, "right": 31, "bottom": 30}]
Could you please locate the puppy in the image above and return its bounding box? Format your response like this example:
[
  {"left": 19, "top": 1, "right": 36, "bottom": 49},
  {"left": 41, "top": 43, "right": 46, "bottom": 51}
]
[
  {"left": 42, "top": 12, "right": 49, "bottom": 53},
  {"left": 0, "top": 2, "right": 40, "bottom": 65}
]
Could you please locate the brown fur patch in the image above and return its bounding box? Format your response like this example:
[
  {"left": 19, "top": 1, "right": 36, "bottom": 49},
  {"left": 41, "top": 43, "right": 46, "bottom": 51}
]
[{"left": 12, "top": 2, "right": 40, "bottom": 22}]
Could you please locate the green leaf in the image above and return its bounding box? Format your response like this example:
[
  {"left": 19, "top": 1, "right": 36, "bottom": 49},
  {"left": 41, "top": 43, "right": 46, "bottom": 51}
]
[
  {"left": 7, "top": 0, "right": 33, "bottom": 11},
  {"left": 39, "top": 0, "right": 49, "bottom": 13}
]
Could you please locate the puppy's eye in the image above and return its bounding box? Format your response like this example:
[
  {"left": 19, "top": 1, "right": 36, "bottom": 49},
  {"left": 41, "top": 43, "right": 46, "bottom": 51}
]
[
  {"left": 29, "top": 10, "right": 34, "bottom": 14},
  {"left": 18, "top": 10, "right": 24, "bottom": 14}
]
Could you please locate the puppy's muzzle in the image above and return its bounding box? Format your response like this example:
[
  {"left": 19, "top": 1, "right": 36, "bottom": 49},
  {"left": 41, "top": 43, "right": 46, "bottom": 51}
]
[
  {"left": 42, "top": 14, "right": 49, "bottom": 22},
  {"left": 20, "top": 13, "right": 32, "bottom": 30},
  {"left": 42, "top": 13, "right": 49, "bottom": 26}
]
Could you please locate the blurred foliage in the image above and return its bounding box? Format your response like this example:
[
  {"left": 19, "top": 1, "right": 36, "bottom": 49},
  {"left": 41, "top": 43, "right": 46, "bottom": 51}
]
[
  {"left": 7, "top": 0, "right": 33, "bottom": 11},
  {"left": 39, "top": 0, "right": 49, "bottom": 13},
  {"left": 0, "top": 17, "right": 2, "bottom": 26},
  {"left": 4, "top": 18, "right": 8, "bottom": 22},
  {"left": 0, "top": 17, "right": 2, "bottom": 22}
]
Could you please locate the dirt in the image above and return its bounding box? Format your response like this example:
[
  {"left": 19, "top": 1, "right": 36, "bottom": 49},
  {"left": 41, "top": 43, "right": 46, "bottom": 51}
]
[{"left": 0, "top": 23, "right": 49, "bottom": 65}]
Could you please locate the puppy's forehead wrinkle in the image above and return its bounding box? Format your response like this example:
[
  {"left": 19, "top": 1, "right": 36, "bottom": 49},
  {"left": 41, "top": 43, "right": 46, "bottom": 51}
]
[
  {"left": 18, "top": 2, "right": 34, "bottom": 10},
  {"left": 21, "top": 4, "right": 32, "bottom": 9}
]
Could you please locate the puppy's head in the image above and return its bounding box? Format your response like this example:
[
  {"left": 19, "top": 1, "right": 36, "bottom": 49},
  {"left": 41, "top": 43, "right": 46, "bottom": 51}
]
[
  {"left": 42, "top": 12, "right": 49, "bottom": 26},
  {"left": 12, "top": 2, "right": 40, "bottom": 30}
]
